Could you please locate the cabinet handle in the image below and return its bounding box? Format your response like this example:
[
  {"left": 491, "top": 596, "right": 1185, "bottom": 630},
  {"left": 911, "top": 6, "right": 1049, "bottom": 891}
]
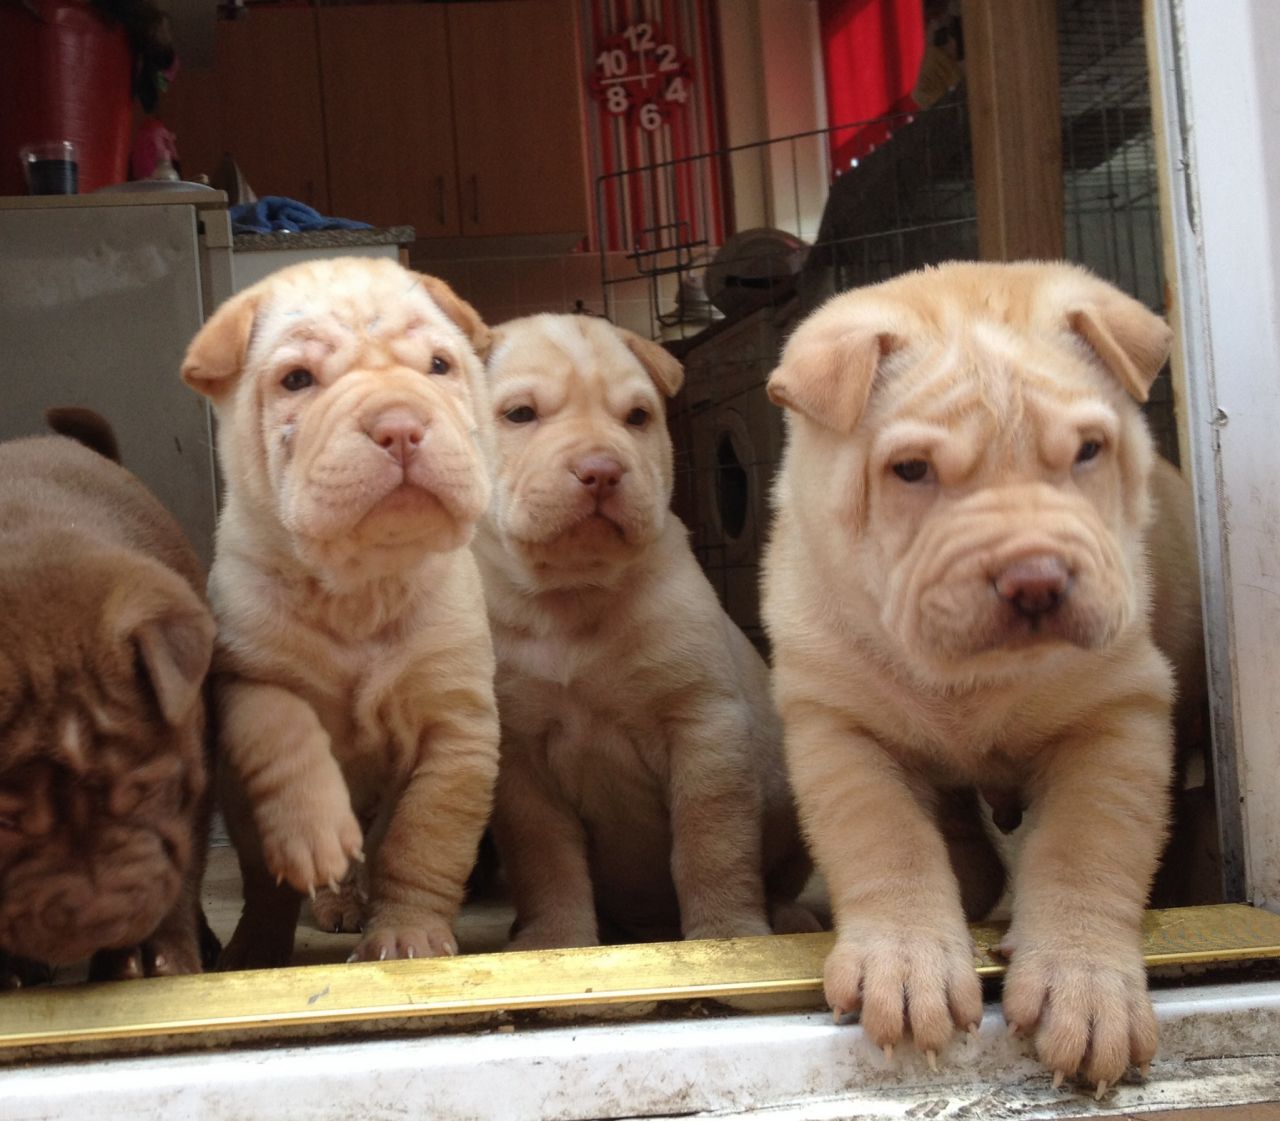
[
  {"left": 469, "top": 174, "right": 479, "bottom": 227},
  {"left": 436, "top": 176, "right": 446, "bottom": 227}
]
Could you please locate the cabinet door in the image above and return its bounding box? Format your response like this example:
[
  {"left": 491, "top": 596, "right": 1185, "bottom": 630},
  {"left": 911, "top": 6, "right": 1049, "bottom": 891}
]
[
  {"left": 318, "top": 5, "right": 459, "bottom": 234},
  {"left": 448, "top": 0, "right": 589, "bottom": 238},
  {"left": 217, "top": 8, "right": 330, "bottom": 212}
]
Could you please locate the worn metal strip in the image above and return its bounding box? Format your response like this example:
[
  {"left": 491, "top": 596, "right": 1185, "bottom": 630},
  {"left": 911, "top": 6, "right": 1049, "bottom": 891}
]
[{"left": 1, "top": 904, "right": 1278, "bottom": 1054}]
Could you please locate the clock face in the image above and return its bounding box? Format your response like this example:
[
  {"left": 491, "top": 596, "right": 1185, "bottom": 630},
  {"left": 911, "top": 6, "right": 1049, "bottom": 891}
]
[{"left": 589, "top": 21, "right": 693, "bottom": 133}]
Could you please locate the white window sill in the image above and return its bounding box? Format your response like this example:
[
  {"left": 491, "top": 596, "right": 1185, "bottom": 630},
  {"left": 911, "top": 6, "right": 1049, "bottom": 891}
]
[{"left": 4, "top": 979, "right": 1279, "bottom": 1120}]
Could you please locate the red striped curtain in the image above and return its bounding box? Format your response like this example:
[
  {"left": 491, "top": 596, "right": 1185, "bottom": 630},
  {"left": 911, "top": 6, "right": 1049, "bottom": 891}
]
[{"left": 819, "top": 0, "right": 925, "bottom": 173}]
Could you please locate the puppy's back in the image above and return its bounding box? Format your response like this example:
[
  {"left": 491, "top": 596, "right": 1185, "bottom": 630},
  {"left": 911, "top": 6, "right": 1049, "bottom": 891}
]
[{"left": 0, "top": 435, "right": 203, "bottom": 593}]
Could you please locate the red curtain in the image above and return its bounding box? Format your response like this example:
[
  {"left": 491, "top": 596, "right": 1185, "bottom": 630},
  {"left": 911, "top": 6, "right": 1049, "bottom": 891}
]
[{"left": 819, "top": 0, "right": 925, "bottom": 173}]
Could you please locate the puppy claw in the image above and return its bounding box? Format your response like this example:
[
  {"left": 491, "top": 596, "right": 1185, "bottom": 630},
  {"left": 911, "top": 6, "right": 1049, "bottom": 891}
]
[
  {"left": 882, "top": 1044, "right": 894, "bottom": 1063},
  {"left": 352, "top": 850, "right": 366, "bottom": 864},
  {"left": 1138, "top": 1062, "right": 1150, "bottom": 1079},
  {"left": 406, "top": 947, "right": 416, "bottom": 960},
  {"left": 1094, "top": 1081, "right": 1109, "bottom": 1101},
  {"left": 925, "top": 1049, "right": 938, "bottom": 1072},
  {"left": 967, "top": 1022, "right": 980, "bottom": 1038},
  {"left": 328, "top": 878, "right": 340, "bottom": 895},
  {"left": 379, "top": 947, "right": 388, "bottom": 961},
  {"left": 346, "top": 952, "right": 359, "bottom": 964},
  {"left": 831, "top": 1006, "right": 846, "bottom": 1025},
  {"left": 1051, "top": 1070, "right": 1065, "bottom": 1090},
  {"left": 276, "top": 873, "right": 284, "bottom": 888},
  {"left": 1008, "top": 1021, "right": 1021, "bottom": 1039},
  {"left": 308, "top": 885, "right": 316, "bottom": 902}
]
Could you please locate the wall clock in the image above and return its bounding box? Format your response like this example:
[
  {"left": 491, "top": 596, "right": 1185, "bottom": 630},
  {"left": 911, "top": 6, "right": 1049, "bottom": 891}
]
[{"left": 589, "top": 20, "right": 694, "bottom": 133}]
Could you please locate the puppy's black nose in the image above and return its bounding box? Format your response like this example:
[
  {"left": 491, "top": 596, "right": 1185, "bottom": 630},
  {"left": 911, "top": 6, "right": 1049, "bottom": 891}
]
[
  {"left": 571, "top": 454, "right": 625, "bottom": 496},
  {"left": 994, "top": 554, "right": 1071, "bottom": 617},
  {"left": 365, "top": 408, "right": 426, "bottom": 466}
]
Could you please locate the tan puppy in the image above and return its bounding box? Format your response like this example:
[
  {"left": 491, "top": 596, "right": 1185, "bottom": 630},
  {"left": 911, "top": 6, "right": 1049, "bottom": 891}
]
[
  {"left": 0, "top": 411, "right": 215, "bottom": 984},
  {"left": 763, "top": 261, "right": 1189, "bottom": 1092},
  {"left": 474, "top": 314, "right": 813, "bottom": 949},
  {"left": 182, "top": 258, "right": 500, "bottom": 968}
]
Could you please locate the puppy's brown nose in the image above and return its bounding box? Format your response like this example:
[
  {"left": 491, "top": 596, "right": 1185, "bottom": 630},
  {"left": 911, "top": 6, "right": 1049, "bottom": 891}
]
[
  {"left": 994, "top": 554, "right": 1071, "bottom": 617},
  {"left": 572, "top": 455, "right": 625, "bottom": 496},
  {"left": 366, "top": 408, "right": 426, "bottom": 465}
]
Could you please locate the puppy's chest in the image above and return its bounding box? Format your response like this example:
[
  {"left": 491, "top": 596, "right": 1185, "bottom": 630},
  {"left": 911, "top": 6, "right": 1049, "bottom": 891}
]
[
  {"left": 287, "top": 634, "right": 425, "bottom": 764},
  {"left": 888, "top": 689, "right": 1059, "bottom": 786},
  {"left": 495, "top": 627, "right": 669, "bottom": 796}
]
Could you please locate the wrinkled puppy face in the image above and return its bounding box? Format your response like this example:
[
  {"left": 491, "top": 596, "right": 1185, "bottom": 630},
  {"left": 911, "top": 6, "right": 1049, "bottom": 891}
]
[
  {"left": 0, "top": 551, "right": 212, "bottom": 965},
  {"left": 769, "top": 262, "right": 1172, "bottom": 683},
  {"left": 184, "top": 259, "right": 495, "bottom": 575},
  {"left": 483, "top": 315, "right": 684, "bottom": 585}
]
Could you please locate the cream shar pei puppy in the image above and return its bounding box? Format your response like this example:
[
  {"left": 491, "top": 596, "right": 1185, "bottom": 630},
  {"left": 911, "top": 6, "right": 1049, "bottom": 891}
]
[
  {"left": 182, "top": 258, "right": 499, "bottom": 968},
  {"left": 763, "top": 261, "right": 1196, "bottom": 1093},
  {"left": 475, "top": 314, "right": 813, "bottom": 949}
]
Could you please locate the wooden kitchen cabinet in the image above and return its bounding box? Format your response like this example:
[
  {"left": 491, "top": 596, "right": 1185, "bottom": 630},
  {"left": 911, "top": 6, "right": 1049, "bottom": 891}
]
[
  {"left": 163, "top": 8, "right": 330, "bottom": 211},
  {"left": 448, "top": 0, "right": 590, "bottom": 238},
  {"left": 162, "top": 0, "right": 589, "bottom": 240},
  {"left": 317, "top": 5, "right": 459, "bottom": 235}
]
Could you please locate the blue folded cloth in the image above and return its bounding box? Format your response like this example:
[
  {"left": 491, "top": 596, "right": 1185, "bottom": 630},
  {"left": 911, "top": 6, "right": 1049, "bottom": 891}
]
[{"left": 230, "top": 196, "right": 373, "bottom": 235}]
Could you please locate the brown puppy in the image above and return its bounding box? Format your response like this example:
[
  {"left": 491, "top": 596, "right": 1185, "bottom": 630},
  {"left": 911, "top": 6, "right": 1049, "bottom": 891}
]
[
  {"left": 0, "top": 410, "right": 215, "bottom": 985},
  {"left": 475, "top": 314, "right": 813, "bottom": 949},
  {"left": 183, "top": 258, "right": 500, "bottom": 968},
  {"left": 762, "top": 262, "right": 1190, "bottom": 1092}
]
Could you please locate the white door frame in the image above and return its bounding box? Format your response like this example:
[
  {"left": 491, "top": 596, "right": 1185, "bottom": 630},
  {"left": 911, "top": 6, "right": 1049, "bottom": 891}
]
[{"left": 1151, "top": 0, "right": 1280, "bottom": 910}]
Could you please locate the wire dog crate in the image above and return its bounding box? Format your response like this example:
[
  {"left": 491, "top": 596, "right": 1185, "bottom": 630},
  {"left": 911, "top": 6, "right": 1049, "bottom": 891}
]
[{"left": 595, "top": 0, "right": 1170, "bottom": 650}]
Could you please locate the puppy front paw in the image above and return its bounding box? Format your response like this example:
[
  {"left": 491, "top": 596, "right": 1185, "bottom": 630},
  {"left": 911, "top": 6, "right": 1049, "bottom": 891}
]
[
  {"left": 508, "top": 918, "right": 599, "bottom": 951},
  {"left": 88, "top": 935, "right": 203, "bottom": 981},
  {"left": 1004, "top": 943, "right": 1155, "bottom": 1093},
  {"left": 825, "top": 924, "right": 982, "bottom": 1060},
  {"left": 349, "top": 917, "right": 457, "bottom": 961},
  {"left": 310, "top": 877, "right": 365, "bottom": 934},
  {"left": 0, "top": 952, "right": 53, "bottom": 990},
  {"left": 684, "top": 914, "right": 774, "bottom": 941},
  {"left": 256, "top": 775, "right": 364, "bottom": 895}
]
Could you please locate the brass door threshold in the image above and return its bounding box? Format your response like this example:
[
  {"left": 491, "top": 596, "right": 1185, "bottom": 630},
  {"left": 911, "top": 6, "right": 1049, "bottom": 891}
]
[{"left": 2, "top": 904, "right": 1278, "bottom": 1057}]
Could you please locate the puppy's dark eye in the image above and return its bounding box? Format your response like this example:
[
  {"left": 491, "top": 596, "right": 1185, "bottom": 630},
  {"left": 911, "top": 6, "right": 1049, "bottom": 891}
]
[
  {"left": 505, "top": 405, "right": 537, "bottom": 424},
  {"left": 430, "top": 355, "right": 451, "bottom": 375},
  {"left": 281, "top": 368, "right": 313, "bottom": 392},
  {"left": 625, "top": 407, "right": 650, "bottom": 428},
  {"left": 1076, "top": 439, "right": 1103, "bottom": 463},
  {"left": 891, "top": 459, "right": 931, "bottom": 483}
]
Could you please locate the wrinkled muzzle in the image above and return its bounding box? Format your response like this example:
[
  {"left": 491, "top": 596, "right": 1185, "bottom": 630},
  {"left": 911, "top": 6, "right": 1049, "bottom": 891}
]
[
  {"left": 886, "top": 484, "right": 1134, "bottom": 669},
  {"left": 280, "top": 372, "right": 490, "bottom": 552},
  {"left": 0, "top": 824, "right": 186, "bottom": 965}
]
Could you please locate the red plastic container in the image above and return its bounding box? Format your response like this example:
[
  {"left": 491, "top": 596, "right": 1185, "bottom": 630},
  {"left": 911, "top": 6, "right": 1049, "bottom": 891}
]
[{"left": 0, "top": 0, "right": 133, "bottom": 195}]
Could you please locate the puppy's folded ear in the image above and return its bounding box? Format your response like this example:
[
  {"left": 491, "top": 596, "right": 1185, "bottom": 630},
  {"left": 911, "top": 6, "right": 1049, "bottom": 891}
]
[
  {"left": 416, "top": 273, "right": 492, "bottom": 357},
  {"left": 106, "top": 566, "right": 216, "bottom": 727},
  {"left": 619, "top": 328, "right": 684, "bottom": 397},
  {"left": 768, "top": 319, "right": 897, "bottom": 435},
  {"left": 182, "top": 290, "right": 260, "bottom": 402},
  {"left": 1065, "top": 282, "right": 1173, "bottom": 403}
]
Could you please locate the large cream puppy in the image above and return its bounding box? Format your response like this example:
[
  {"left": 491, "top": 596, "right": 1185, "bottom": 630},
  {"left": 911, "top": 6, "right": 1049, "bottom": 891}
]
[
  {"left": 182, "top": 258, "right": 500, "bottom": 967},
  {"left": 763, "top": 261, "right": 1188, "bottom": 1093},
  {"left": 475, "top": 314, "right": 813, "bottom": 948}
]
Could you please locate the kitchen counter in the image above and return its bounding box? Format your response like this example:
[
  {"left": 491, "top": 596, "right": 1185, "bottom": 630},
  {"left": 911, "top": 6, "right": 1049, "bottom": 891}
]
[{"left": 232, "top": 224, "right": 414, "bottom": 252}]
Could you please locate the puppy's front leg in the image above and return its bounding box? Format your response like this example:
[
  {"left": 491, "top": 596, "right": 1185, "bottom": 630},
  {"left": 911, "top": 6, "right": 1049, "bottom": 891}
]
[
  {"left": 492, "top": 742, "right": 599, "bottom": 950},
  {"left": 667, "top": 703, "right": 772, "bottom": 941},
  {"left": 1003, "top": 698, "right": 1174, "bottom": 1093},
  {"left": 219, "top": 679, "right": 363, "bottom": 893},
  {"left": 787, "top": 702, "right": 981, "bottom": 1059},
  {"left": 352, "top": 707, "right": 498, "bottom": 961}
]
